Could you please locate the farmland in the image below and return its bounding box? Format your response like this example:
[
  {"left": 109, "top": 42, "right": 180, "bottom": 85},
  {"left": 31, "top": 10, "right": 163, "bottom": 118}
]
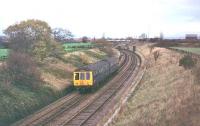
[
  {"left": 63, "top": 42, "right": 95, "bottom": 52},
  {"left": 0, "top": 49, "right": 9, "bottom": 60},
  {"left": 0, "top": 42, "right": 95, "bottom": 61},
  {"left": 170, "top": 47, "right": 200, "bottom": 55}
]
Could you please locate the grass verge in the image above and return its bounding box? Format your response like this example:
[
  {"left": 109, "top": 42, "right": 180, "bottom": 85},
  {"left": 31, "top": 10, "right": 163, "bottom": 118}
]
[
  {"left": 111, "top": 46, "right": 200, "bottom": 126},
  {"left": 0, "top": 84, "right": 65, "bottom": 126}
]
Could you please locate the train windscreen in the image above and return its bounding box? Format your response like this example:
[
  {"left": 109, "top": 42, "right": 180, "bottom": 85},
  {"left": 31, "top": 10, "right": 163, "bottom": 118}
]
[
  {"left": 80, "top": 73, "right": 85, "bottom": 80},
  {"left": 75, "top": 73, "right": 79, "bottom": 80}
]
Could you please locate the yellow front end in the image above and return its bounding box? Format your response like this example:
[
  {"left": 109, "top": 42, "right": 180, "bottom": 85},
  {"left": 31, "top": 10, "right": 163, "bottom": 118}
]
[{"left": 73, "top": 71, "right": 93, "bottom": 87}]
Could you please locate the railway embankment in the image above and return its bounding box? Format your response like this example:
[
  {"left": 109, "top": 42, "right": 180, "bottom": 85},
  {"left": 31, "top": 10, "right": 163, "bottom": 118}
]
[
  {"left": 11, "top": 49, "right": 133, "bottom": 126},
  {"left": 0, "top": 48, "right": 109, "bottom": 126},
  {"left": 111, "top": 44, "right": 200, "bottom": 126}
]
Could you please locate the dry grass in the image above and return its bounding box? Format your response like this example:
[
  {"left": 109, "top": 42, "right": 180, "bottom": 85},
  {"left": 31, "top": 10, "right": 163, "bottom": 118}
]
[{"left": 111, "top": 45, "right": 200, "bottom": 126}]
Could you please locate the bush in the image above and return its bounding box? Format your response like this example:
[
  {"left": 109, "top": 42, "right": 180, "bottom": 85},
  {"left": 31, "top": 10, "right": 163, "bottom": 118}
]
[
  {"left": 0, "top": 65, "right": 12, "bottom": 90},
  {"left": 148, "top": 45, "right": 154, "bottom": 54},
  {"left": 179, "top": 55, "right": 196, "bottom": 69},
  {"left": 82, "top": 36, "right": 88, "bottom": 43},
  {"left": 5, "top": 52, "right": 41, "bottom": 89},
  {"left": 153, "top": 50, "right": 160, "bottom": 62}
]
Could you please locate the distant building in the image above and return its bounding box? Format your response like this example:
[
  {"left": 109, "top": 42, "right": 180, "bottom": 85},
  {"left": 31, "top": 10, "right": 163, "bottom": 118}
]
[{"left": 185, "top": 34, "right": 198, "bottom": 40}]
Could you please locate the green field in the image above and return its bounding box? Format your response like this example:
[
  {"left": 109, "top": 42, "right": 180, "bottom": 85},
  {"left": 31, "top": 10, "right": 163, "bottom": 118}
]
[
  {"left": 63, "top": 42, "right": 95, "bottom": 52},
  {"left": 0, "top": 49, "right": 9, "bottom": 60},
  {"left": 170, "top": 47, "right": 200, "bottom": 55}
]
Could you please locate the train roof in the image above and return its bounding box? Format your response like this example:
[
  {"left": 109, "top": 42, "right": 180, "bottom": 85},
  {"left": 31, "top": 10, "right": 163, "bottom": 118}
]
[{"left": 75, "top": 57, "right": 118, "bottom": 72}]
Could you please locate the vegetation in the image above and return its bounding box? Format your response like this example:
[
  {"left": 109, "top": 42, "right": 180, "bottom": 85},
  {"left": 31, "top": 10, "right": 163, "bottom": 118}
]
[
  {"left": 0, "top": 49, "right": 9, "bottom": 60},
  {"left": 63, "top": 42, "right": 95, "bottom": 52},
  {"left": 171, "top": 47, "right": 200, "bottom": 55},
  {"left": 0, "top": 19, "right": 111, "bottom": 125},
  {"left": 192, "top": 66, "right": 200, "bottom": 85},
  {"left": 0, "top": 83, "right": 63, "bottom": 126},
  {"left": 112, "top": 46, "right": 200, "bottom": 126},
  {"left": 82, "top": 36, "right": 88, "bottom": 43},
  {"left": 83, "top": 50, "right": 107, "bottom": 60},
  {"left": 148, "top": 45, "right": 154, "bottom": 54},
  {"left": 94, "top": 39, "right": 116, "bottom": 57},
  {"left": 179, "top": 55, "right": 196, "bottom": 69},
  {"left": 0, "top": 19, "right": 66, "bottom": 125},
  {"left": 52, "top": 28, "right": 73, "bottom": 42},
  {"left": 0, "top": 52, "right": 64, "bottom": 125},
  {"left": 4, "top": 20, "right": 51, "bottom": 53},
  {"left": 4, "top": 52, "right": 41, "bottom": 88},
  {"left": 4, "top": 19, "right": 64, "bottom": 62},
  {"left": 153, "top": 50, "right": 160, "bottom": 62}
]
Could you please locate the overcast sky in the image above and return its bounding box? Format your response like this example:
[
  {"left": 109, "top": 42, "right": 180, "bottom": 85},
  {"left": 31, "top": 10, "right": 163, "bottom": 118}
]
[{"left": 0, "top": 0, "right": 200, "bottom": 38}]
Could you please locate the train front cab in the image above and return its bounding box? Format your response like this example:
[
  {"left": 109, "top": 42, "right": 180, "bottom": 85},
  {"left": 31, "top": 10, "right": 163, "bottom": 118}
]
[{"left": 73, "top": 71, "right": 93, "bottom": 87}]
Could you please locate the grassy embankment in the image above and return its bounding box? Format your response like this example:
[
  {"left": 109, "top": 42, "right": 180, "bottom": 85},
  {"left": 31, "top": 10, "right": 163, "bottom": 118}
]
[
  {"left": 0, "top": 47, "right": 107, "bottom": 125},
  {"left": 111, "top": 43, "right": 200, "bottom": 126}
]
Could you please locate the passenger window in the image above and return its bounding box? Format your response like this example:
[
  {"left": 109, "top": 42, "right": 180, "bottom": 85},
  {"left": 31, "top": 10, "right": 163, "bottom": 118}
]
[
  {"left": 75, "top": 73, "right": 79, "bottom": 80},
  {"left": 80, "top": 73, "right": 85, "bottom": 80},
  {"left": 86, "top": 72, "right": 90, "bottom": 80}
]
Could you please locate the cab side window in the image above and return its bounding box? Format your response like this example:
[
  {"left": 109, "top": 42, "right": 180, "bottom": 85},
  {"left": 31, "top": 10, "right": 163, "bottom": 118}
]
[
  {"left": 86, "top": 72, "right": 90, "bottom": 80},
  {"left": 75, "top": 73, "right": 79, "bottom": 80}
]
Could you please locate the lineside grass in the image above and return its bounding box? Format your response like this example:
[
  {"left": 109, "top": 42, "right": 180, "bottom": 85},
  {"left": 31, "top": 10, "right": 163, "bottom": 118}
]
[
  {"left": 0, "top": 47, "right": 109, "bottom": 125},
  {"left": 111, "top": 46, "right": 200, "bottom": 126},
  {"left": 0, "top": 84, "right": 64, "bottom": 126}
]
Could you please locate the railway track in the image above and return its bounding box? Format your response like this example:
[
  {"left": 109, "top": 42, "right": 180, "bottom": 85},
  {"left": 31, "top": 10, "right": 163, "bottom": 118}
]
[
  {"left": 62, "top": 51, "right": 138, "bottom": 126},
  {"left": 12, "top": 50, "right": 140, "bottom": 126}
]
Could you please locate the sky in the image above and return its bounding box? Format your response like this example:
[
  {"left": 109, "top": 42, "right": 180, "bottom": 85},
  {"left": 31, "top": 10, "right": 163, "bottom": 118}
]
[{"left": 0, "top": 0, "right": 200, "bottom": 38}]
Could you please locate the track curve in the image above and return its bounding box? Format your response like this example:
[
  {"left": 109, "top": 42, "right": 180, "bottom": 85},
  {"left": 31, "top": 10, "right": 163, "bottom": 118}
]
[{"left": 12, "top": 49, "right": 141, "bottom": 126}]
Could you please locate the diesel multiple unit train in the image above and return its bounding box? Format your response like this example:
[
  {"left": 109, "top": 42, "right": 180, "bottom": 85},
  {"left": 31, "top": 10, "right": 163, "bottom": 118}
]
[{"left": 73, "top": 57, "right": 119, "bottom": 92}]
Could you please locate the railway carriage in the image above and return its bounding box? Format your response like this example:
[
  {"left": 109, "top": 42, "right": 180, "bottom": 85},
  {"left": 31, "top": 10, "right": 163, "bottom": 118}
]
[{"left": 73, "top": 57, "right": 119, "bottom": 92}]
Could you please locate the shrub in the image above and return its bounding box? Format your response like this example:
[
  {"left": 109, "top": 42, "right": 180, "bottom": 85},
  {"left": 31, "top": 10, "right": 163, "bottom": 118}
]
[
  {"left": 153, "top": 50, "right": 160, "bottom": 62},
  {"left": 82, "top": 36, "right": 88, "bottom": 43},
  {"left": 6, "top": 52, "right": 41, "bottom": 89},
  {"left": 179, "top": 55, "right": 196, "bottom": 69},
  {"left": 0, "top": 64, "right": 12, "bottom": 90},
  {"left": 148, "top": 45, "right": 154, "bottom": 54}
]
